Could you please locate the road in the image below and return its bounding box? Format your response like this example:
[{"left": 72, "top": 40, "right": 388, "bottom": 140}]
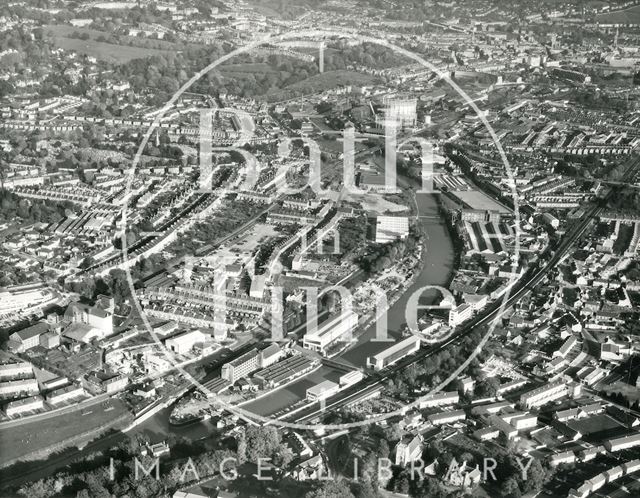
[{"left": 286, "top": 155, "right": 640, "bottom": 424}]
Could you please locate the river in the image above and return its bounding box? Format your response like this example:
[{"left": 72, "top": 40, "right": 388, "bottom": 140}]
[
  {"left": 1, "top": 184, "right": 455, "bottom": 490},
  {"left": 242, "top": 187, "right": 455, "bottom": 417}
]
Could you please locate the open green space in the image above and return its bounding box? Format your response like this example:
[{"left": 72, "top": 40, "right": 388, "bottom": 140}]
[
  {"left": 266, "top": 70, "right": 381, "bottom": 101},
  {"left": 44, "top": 24, "right": 179, "bottom": 63},
  {"left": 596, "top": 5, "right": 640, "bottom": 24}
]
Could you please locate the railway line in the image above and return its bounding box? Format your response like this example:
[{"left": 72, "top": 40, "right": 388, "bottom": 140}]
[{"left": 286, "top": 155, "right": 640, "bottom": 425}]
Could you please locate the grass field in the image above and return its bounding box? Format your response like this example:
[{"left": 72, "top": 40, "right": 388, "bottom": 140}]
[
  {"left": 285, "top": 69, "right": 379, "bottom": 90},
  {"left": 45, "top": 24, "right": 179, "bottom": 63},
  {"left": 50, "top": 35, "right": 175, "bottom": 63},
  {"left": 266, "top": 69, "right": 380, "bottom": 101},
  {"left": 596, "top": 5, "right": 640, "bottom": 24},
  {"left": 51, "top": 37, "right": 171, "bottom": 62}
]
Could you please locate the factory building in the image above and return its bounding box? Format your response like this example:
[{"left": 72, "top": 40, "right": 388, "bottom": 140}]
[
  {"left": 164, "top": 329, "right": 208, "bottom": 355},
  {"left": 302, "top": 311, "right": 358, "bottom": 355},
  {"left": 375, "top": 216, "right": 410, "bottom": 244},
  {"left": 366, "top": 335, "right": 421, "bottom": 371},
  {"left": 221, "top": 344, "right": 282, "bottom": 384},
  {"left": 306, "top": 380, "right": 339, "bottom": 401}
]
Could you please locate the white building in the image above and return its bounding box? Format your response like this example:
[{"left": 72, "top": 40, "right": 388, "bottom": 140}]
[
  {"left": 473, "top": 427, "right": 500, "bottom": 441},
  {"left": 508, "top": 413, "right": 538, "bottom": 430},
  {"left": 418, "top": 391, "right": 459, "bottom": 409},
  {"left": 519, "top": 380, "right": 569, "bottom": 410},
  {"left": 0, "top": 284, "right": 58, "bottom": 316},
  {"left": 622, "top": 459, "right": 640, "bottom": 474},
  {"left": 604, "top": 466, "right": 623, "bottom": 482},
  {"left": 164, "top": 329, "right": 207, "bottom": 355},
  {"left": 63, "top": 298, "right": 115, "bottom": 343},
  {"left": 302, "top": 311, "right": 358, "bottom": 355},
  {"left": 463, "top": 293, "right": 488, "bottom": 311},
  {"left": 375, "top": 216, "right": 409, "bottom": 244},
  {"left": 40, "top": 376, "right": 68, "bottom": 391},
  {"left": 221, "top": 348, "right": 260, "bottom": 383},
  {"left": 604, "top": 433, "right": 640, "bottom": 452},
  {"left": 5, "top": 395, "right": 44, "bottom": 416},
  {"left": 427, "top": 409, "right": 466, "bottom": 426},
  {"left": 366, "top": 335, "right": 420, "bottom": 371},
  {"left": 46, "top": 384, "right": 85, "bottom": 404},
  {"left": 586, "top": 474, "right": 606, "bottom": 492},
  {"left": 394, "top": 434, "right": 422, "bottom": 466},
  {"left": 8, "top": 322, "right": 50, "bottom": 352},
  {"left": 221, "top": 345, "right": 281, "bottom": 384},
  {"left": 489, "top": 415, "right": 518, "bottom": 440},
  {"left": 550, "top": 451, "right": 576, "bottom": 466},
  {"left": 449, "top": 303, "right": 474, "bottom": 327},
  {"left": 339, "top": 370, "right": 364, "bottom": 387},
  {"left": 0, "top": 362, "right": 32, "bottom": 379},
  {"left": 496, "top": 379, "right": 528, "bottom": 396},
  {"left": 306, "top": 380, "right": 339, "bottom": 401},
  {"left": 0, "top": 378, "right": 39, "bottom": 397},
  {"left": 259, "top": 344, "right": 282, "bottom": 368}
]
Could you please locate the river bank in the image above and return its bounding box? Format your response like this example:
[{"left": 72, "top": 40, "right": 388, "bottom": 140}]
[{"left": 0, "top": 177, "right": 456, "bottom": 490}]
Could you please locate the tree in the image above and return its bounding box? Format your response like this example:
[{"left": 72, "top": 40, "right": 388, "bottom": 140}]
[
  {"left": 375, "top": 438, "right": 390, "bottom": 459},
  {"left": 521, "top": 459, "right": 547, "bottom": 493},
  {"left": 352, "top": 481, "right": 380, "bottom": 498},
  {"left": 383, "top": 422, "right": 403, "bottom": 443},
  {"left": 477, "top": 376, "right": 500, "bottom": 397},
  {"left": 415, "top": 477, "right": 446, "bottom": 498},
  {"left": 244, "top": 426, "right": 281, "bottom": 463},
  {"left": 393, "top": 472, "right": 410, "bottom": 494},
  {"left": 305, "top": 480, "right": 355, "bottom": 498},
  {"left": 500, "top": 477, "right": 522, "bottom": 498},
  {"left": 79, "top": 256, "right": 95, "bottom": 270},
  {"left": 272, "top": 445, "right": 294, "bottom": 468},
  {"left": 17, "top": 478, "right": 57, "bottom": 498}
]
